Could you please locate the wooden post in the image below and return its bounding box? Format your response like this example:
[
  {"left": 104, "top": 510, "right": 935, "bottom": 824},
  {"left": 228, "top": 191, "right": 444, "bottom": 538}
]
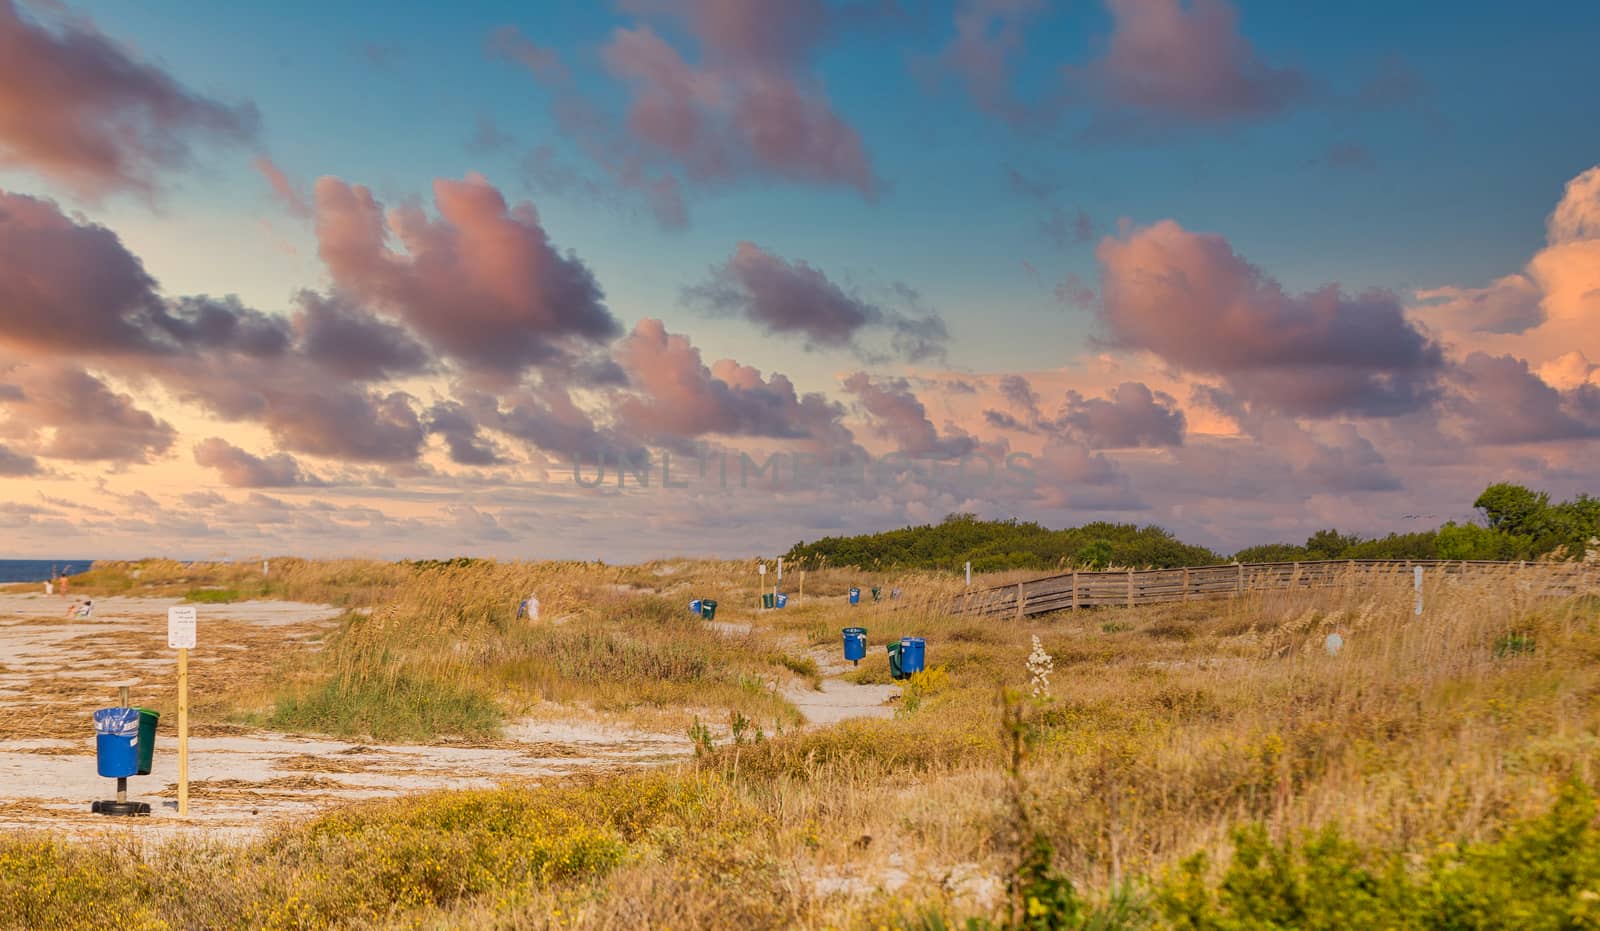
[
  {"left": 799, "top": 571, "right": 804, "bottom": 604},
  {"left": 1182, "top": 567, "right": 1190, "bottom": 602},
  {"left": 178, "top": 647, "right": 189, "bottom": 817},
  {"left": 117, "top": 685, "right": 130, "bottom": 806},
  {"left": 1015, "top": 581, "right": 1025, "bottom": 620},
  {"left": 1292, "top": 561, "right": 1300, "bottom": 589},
  {"left": 1126, "top": 568, "right": 1135, "bottom": 608},
  {"left": 1236, "top": 562, "right": 1244, "bottom": 594},
  {"left": 1071, "top": 571, "right": 1079, "bottom": 611}
]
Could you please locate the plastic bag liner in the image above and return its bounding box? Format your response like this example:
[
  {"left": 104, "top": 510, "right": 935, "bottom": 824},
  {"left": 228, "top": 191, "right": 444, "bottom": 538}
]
[{"left": 94, "top": 707, "right": 140, "bottom": 736}]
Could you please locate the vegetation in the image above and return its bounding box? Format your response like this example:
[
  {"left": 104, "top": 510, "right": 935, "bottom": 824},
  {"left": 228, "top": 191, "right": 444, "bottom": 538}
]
[
  {"left": 787, "top": 513, "right": 1221, "bottom": 572},
  {"left": 1236, "top": 482, "right": 1600, "bottom": 565},
  {"left": 7, "top": 553, "right": 1600, "bottom": 927},
  {"left": 783, "top": 484, "right": 1597, "bottom": 575}
]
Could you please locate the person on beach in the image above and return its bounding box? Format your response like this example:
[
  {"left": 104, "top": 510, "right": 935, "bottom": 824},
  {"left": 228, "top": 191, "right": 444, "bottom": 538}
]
[{"left": 44, "top": 579, "right": 53, "bottom": 595}]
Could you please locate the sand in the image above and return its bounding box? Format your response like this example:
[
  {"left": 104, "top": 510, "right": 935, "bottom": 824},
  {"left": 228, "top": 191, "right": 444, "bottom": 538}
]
[
  {"left": 0, "top": 593, "right": 898, "bottom": 841},
  {"left": 0, "top": 594, "right": 687, "bottom": 842}
]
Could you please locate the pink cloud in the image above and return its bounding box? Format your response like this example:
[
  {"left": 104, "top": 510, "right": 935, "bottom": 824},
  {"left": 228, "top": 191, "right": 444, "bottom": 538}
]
[
  {"left": 313, "top": 173, "right": 621, "bottom": 377},
  {"left": 1096, "top": 219, "right": 1443, "bottom": 417},
  {"left": 492, "top": 2, "right": 878, "bottom": 227},
  {"left": 1, "top": 364, "right": 174, "bottom": 463},
  {"left": 0, "top": 0, "right": 257, "bottom": 197},
  {"left": 685, "top": 241, "right": 947, "bottom": 361},
  {"left": 1075, "top": 0, "right": 1308, "bottom": 130},
  {"left": 253, "top": 156, "right": 309, "bottom": 218},
  {"left": 193, "top": 437, "right": 313, "bottom": 487},
  {"left": 923, "top": 0, "right": 1049, "bottom": 126},
  {"left": 842, "top": 372, "right": 976, "bottom": 458},
  {"left": 613, "top": 318, "right": 854, "bottom": 451}
]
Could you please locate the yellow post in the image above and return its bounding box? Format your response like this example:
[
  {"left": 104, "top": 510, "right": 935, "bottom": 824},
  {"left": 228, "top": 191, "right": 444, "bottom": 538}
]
[{"left": 178, "top": 647, "right": 189, "bottom": 817}]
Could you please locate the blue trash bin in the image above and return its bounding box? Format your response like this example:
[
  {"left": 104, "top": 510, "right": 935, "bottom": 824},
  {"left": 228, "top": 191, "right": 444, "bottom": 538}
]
[
  {"left": 689, "top": 599, "right": 702, "bottom": 616},
  {"left": 899, "top": 637, "right": 926, "bottom": 675},
  {"left": 842, "top": 627, "right": 866, "bottom": 663},
  {"left": 94, "top": 707, "right": 140, "bottom": 778},
  {"left": 775, "top": 593, "right": 788, "bottom": 608},
  {"left": 848, "top": 587, "right": 860, "bottom": 605}
]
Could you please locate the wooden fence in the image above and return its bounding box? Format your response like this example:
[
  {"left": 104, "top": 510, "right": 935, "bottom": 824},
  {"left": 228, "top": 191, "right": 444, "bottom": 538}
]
[{"left": 949, "top": 559, "right": 1600, "bottom": 619}]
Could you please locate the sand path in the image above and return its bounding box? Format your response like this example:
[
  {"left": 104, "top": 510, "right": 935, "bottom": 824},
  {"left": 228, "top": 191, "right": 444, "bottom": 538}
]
[{"left": 0, "top": 595, "right": 686, "bottom": 842}]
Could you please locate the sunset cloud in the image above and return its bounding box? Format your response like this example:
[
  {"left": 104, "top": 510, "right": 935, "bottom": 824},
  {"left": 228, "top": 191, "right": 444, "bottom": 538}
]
[
  {"left": 193, "top": 437, "right": 314, "bottom": 487},
  {"left": 313, "top": 173, "right": 620, "bottom": 377},
  {"left": 1075, "top": 0, "right": 1309, "bottom": 131},
  {"left": 1096, "top": 219, "right": 1444, "bottom": 417},
  {"left": 685, "top": 242, "right": 948, "bottom": 361},
  {"left": 0, "top": 0, "right": 257, "bottom": 197}
]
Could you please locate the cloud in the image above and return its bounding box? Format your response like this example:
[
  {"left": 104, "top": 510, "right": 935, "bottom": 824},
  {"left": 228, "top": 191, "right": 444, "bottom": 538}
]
[
  {"left": 491, "top": 3, "right": 879, "bottom": 227},
  {"left": 1414, "top": 274, "right": 1544, "bottom": 335},
  {"left": 253, "top": 156, "right": 309, "bottom": 217},
  {"left": 612, "top": 318, "right": 855, "bottom": 451},
  {"left": 193, "top": 437, "right": 313, "bottom": 487},
  {"left": 1, "top": 365, "right": 174, "bottom": 462},
  {"left": 425, "top": 401, "right": 503, "bottom": 466},
  {"left": 313, "top": 173, "right": 620, "bottom": 377},
  {"left": 923, "top": 0, "right": 1050, "bottom": 126},
  {"left": 1096, "top": 219, "right": 1444, "bottom": 417},
  {"left": 466, "top": 115, "right": 515, "bottom": 154},
  {"left": 1412, "top": 165, "right": 1599, "bottom": 370},
  {"left": 1450, "top": 352, "right": 1600, "bottom": 445},
  {"left": 1059, "top": 382, "right": 1186, "bottom": 448},
  {"left": 684, "top": 241, "right": 948, "bottom": 361},
  {"left": 1073, "top": 0, "right": 1309, "bottom": 132},
  {"left": 842, "top": 372, "right": 976, "bottom": 458},
  {"left": 0, "top": 0, "right": 257, "bottom": 197},
  {"left": 0, "top": 190, "right": 293, "bottom": 358},
  {"left": 0, "top": 442, "right": 37, "bottom": 475},
  {"left": 291, "top": 290, "right": 431, "bottom": 381}
]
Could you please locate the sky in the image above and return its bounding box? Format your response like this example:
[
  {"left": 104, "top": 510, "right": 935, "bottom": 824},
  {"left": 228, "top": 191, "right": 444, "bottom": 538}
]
[{"left": 1, "top": 0, "right": 1597, "bottom": 562}]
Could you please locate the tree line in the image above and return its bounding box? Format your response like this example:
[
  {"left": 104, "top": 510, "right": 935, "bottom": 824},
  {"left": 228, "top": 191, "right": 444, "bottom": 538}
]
[{"left": 784, "top": 483, "right": 1598, "bottom": 571}]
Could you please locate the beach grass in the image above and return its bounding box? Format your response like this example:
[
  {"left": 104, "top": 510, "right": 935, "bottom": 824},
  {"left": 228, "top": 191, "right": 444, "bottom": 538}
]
[{"left": 6, "top": 559, "right": 1600, "bottom": 927}]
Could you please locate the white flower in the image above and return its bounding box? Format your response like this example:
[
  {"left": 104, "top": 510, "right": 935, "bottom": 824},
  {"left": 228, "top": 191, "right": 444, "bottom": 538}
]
[{"left": 1027, "top": 635, "right": 1054, "bottom": 698}]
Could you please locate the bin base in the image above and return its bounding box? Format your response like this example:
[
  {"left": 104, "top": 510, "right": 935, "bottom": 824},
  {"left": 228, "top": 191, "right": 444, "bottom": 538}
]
[{"left": 91, "top": 800, "right": 150, "bottom": 816}]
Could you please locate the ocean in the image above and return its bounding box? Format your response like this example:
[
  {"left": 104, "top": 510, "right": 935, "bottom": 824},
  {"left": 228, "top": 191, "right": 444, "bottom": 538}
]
[{"left": 0, "top": 560, "right": 94, "bottom": 583}]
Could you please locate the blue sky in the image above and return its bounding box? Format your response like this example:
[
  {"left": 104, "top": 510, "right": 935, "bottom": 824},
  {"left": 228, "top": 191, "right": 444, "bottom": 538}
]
[{"left": 1, "top": 0, "right": 1597, "bottom": 559}]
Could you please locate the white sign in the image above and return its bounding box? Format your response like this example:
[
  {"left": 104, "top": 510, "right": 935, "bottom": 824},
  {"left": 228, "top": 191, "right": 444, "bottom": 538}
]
[
  {"left": 168, "top": 605, "right": 197, "bottom": 649},
  {"left": 758, "top": 563, "right": 767, "bottom": 576},
  {"left": 777, "top": 558, "right": 783, "bottom": 581}
]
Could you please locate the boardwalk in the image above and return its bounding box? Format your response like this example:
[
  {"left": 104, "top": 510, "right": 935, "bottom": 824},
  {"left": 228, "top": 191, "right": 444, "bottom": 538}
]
[{"left": 950, "top": 559, "right": 1600, "bottom": 619}]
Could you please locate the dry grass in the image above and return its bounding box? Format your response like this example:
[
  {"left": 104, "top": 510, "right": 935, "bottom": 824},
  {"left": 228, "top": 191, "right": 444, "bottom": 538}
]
[{"left": 6, "top": 560, "right": 1600, "bottom": 928}]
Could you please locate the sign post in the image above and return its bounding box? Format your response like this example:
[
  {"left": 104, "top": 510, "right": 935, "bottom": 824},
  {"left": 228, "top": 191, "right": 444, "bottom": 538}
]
[
  {"left": 965, "top": 561, "right": 972, "bottom": 588},
  {"left": 167, "top": 606, "right": 196, "bottom": 816},
  {"left": 1414, "top": 566, "right": 1424, "bottom": 616}
]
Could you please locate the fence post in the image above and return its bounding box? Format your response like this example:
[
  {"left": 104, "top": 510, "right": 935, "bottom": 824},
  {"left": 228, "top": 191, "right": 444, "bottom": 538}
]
[
  {"left": 1236, "top": 562, "right": 1244, "bottom": 594},
  {"left": 1071, "top": 570, "right": 1079, "bottom": 611},
  {"left": 1127, "top": 568, "right": 1135, "bottom": 608},
  {"left": 1292, "top": 561, "right": 1300, "bottom": 589},
  {"left": 1016, "top": 581, "right": 1025, "bottom": 620},
  {"left": 1182, "top": 566, "right": 1190, "bottom": 602}
]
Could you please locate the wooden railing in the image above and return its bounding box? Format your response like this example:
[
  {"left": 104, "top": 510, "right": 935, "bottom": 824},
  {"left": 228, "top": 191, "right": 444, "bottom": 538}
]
[{"left": 948, "top": 559, "right": 1600, "bottom": 619}]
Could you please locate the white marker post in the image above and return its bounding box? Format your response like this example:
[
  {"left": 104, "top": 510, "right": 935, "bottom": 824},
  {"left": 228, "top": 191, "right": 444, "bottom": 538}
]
[
  {"left": 1414, "top": 566, "right": 1424, "bottom": 616},
  {"left": 965, "top": 561, "right": 972, "bottom": 588},
  {"left": 758, "top": 562, "right": 767, "bottom": 609},
  {"left": 167, "top": 605, "right": 196, "bottom": 816},
  {"left": 775, "top": 557, "right": 783, "bottom": 603}
]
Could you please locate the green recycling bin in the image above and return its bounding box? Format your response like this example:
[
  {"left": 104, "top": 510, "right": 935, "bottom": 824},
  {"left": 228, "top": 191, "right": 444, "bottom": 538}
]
[
  {"left": 871, "top": 586, "right": 882, "bottom": 602},
  {"left": 700, "top": 599, "right": 718, "bottom": 621},
  {"left": 134, "top": 708, "right": 159, "bottom": 776},
  {"left": 762, "top": 593, "right": 775, "bottom": 609},
  {"left": 886, "top": 641, "right": 905, "bottom": 680}
]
